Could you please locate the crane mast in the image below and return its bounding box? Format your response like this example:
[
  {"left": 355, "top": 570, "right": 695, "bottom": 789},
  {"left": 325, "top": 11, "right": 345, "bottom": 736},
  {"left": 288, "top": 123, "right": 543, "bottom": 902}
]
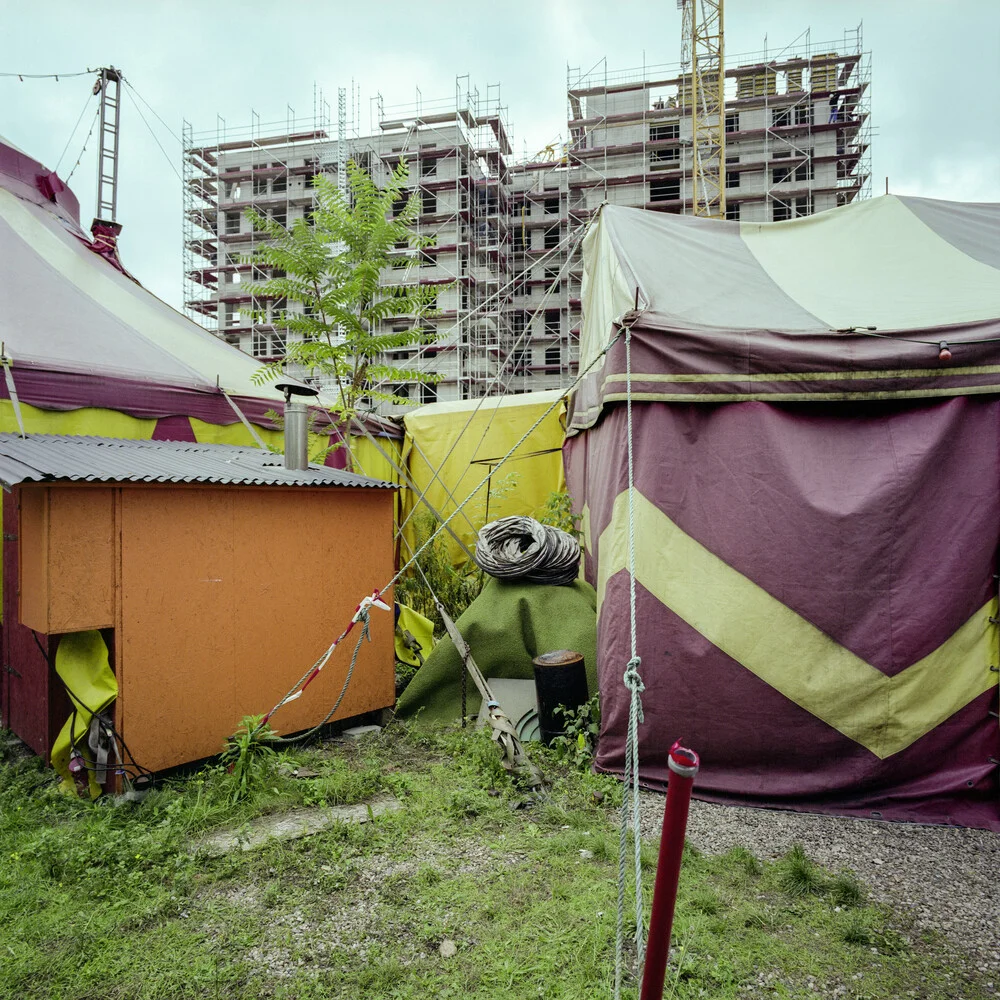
[{"left": 679, "top": 0, "right": 726, "bottom": 218}]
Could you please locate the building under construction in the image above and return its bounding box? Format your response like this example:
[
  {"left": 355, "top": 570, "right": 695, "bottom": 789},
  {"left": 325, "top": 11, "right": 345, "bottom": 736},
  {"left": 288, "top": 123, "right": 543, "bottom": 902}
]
[{"left": 182, "top": 29, "right": 870, "bottom": 408}]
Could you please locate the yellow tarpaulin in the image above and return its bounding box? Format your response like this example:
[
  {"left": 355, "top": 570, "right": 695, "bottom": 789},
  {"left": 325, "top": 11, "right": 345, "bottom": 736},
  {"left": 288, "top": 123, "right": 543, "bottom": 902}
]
[
  {"left": 400, "top": 390, "right": 567, "bottom": 565},
  {"left": 50, "top": 631, "right": 118, "bottom": 799},
  {"left": 394, "top": 604, "right": 435, "bottom": 667}
]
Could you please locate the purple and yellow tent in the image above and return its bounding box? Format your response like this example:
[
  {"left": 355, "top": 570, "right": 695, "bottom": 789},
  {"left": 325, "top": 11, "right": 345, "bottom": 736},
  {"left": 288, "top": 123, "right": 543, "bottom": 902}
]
[{"left": 566, "top": 199, "right": 1000, "bottom": 830}]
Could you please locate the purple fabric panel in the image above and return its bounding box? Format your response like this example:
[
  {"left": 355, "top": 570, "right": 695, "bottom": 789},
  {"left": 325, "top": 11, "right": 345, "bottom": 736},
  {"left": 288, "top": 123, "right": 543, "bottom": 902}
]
[
  {"left": 0, "top": 365, "right": 275, "bottom": 427},
  {"left": 574, "top": 396, "right": 1000, "bottom": 828},
  {"left": 0, "top": 140, "right": 80, "bottom": 228},
  {"left": 567, "top": 319, "right": 1000, "bottom": 434},
  {"left": 579, "top": 398, "right": 1000, "bottom": 673},
  {"left": 151, "top": 415, "right": 196, "bottom": 442},
  {"left": 593, "top": 577, "right": 1000, "bottom": 831},
  {"left": 324, "top": 433, "right": 350, "bottom": 470}
]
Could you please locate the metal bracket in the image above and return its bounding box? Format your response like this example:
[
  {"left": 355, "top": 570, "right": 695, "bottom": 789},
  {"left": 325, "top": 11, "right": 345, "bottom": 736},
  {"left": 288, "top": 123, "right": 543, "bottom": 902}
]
[
  {"left": 2, "top": 533, "right": 16, "bottom": 542},
  {"left": 3, "top": 664, "right": 21, "bottom": 678}
]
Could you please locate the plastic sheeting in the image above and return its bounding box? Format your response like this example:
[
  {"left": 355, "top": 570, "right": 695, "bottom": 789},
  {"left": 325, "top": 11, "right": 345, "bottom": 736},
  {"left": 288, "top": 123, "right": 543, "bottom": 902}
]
[
  {"left": 50, "top": 631, "right": 117, "bottom": 799},
  {"left": 400, "top": 391, "right": 568, "bottom": 565}
]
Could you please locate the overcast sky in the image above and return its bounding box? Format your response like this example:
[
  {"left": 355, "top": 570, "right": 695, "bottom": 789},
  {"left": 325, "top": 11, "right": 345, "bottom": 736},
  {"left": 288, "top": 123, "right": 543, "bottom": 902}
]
[{"left": 2, "top": 0, "right": 998, "bottom": 309}]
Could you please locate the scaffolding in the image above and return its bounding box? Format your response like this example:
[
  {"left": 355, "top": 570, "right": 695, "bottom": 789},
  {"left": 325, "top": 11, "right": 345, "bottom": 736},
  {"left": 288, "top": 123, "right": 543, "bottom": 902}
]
[
  {"left": 181, "top": 29, "right": 871, "bottom": 407},
  {"left": 182, "top": 96, "right": 333, "bottom": 348},
  {"left": 373, "top": 77, "right": 514, "bottom": 403}
]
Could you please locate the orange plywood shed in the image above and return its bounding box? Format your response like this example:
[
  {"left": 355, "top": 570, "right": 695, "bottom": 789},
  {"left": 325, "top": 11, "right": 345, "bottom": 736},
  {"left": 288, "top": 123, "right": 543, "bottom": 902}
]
[{"left": 1, "top": 435, "right": 397, "bottom": 777}]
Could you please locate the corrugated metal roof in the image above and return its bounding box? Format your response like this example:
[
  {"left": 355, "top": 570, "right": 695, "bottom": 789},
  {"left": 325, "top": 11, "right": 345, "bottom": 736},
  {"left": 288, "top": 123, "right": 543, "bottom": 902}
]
[{"left": 0, "top": 434, "right": 396, "bottom": 489}]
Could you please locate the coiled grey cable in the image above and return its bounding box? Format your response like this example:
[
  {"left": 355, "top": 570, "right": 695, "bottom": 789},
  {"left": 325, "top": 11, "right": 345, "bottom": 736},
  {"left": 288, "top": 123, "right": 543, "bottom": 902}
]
[{"left": 473, "top": 516, "right": 580, "bottom": 586}]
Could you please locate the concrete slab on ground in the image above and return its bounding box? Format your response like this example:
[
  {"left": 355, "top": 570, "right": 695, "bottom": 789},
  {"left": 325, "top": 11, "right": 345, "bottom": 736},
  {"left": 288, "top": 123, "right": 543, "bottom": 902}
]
[{"left": 191, "top": 793, "right": 401, "bottom": 857}]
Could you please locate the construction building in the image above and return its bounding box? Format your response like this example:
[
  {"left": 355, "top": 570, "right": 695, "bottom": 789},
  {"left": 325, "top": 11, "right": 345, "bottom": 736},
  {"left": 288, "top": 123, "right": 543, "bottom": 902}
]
[{"left": 182, "top": 30, "right": 870, "bottom": 409}]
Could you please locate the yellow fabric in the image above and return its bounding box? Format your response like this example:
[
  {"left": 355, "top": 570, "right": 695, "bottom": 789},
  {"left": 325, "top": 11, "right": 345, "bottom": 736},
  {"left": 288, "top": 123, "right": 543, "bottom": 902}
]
[
  {"left": 189, "top": 417, "right": 283, "bottom": 451},
  {"left": 0, "top": 404, "right": 156, "bottom": 618},
  {"left": 401, "top": 391, "right": 568, "bottom": 565},
  {"left": 50, "top": 631, "right": 118, "bottom": 799},
  {"left": 0, "top": 401, "right": 156, "bottom": 438},
  {"left": 394, "top": 604, "right": 435, "bottom": 667},
  {"left": 596, "top": 489, "right": 997, "bottom": 759},
  {"left": 349, "top": 434, "right": 405, "bottom": 534}
]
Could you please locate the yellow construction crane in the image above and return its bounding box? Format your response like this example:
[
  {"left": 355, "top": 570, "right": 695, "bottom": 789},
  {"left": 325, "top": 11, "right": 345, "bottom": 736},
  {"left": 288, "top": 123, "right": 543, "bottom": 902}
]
[{"left": 678, "top": 0, "right": 726, "bottom": 218}]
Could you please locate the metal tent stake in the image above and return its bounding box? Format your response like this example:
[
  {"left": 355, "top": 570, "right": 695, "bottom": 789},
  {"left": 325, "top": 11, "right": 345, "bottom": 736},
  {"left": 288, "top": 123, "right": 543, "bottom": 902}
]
[{"left": 640, "top": 741, "right": 700, "bottom": 1000}]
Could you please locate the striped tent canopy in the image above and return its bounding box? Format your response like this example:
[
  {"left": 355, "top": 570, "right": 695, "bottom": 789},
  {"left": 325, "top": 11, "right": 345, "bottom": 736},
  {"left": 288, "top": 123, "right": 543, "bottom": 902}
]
[
  {"left": 566, "top": 198, "right": 1000, "bottom": 830},
  {"left": 0, "top": 137, "right": 400, "bottom": 451},
  {"left": 570, "top": 197, "right": 1000, "bottom": 430}
]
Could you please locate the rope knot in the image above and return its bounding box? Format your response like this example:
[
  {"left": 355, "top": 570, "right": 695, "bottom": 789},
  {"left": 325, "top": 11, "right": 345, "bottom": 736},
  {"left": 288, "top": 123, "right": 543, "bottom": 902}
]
[{"left": 623, "top": 657, "right": 644, "bottom": 693}]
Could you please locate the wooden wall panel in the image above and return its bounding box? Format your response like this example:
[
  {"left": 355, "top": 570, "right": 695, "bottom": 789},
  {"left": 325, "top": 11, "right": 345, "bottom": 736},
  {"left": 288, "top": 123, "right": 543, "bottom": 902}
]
[
  {"left": 118, "top": 486, "right": 395, "bottom": 773},
  {"left": 18, "top": 486, "right": 115, "bottom": 634}
]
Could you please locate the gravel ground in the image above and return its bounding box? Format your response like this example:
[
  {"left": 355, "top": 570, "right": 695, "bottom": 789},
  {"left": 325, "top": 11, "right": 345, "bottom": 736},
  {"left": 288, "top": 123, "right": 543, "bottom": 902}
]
[{"left": 639, "top": 791, "right": 1000, "bottom": 987}]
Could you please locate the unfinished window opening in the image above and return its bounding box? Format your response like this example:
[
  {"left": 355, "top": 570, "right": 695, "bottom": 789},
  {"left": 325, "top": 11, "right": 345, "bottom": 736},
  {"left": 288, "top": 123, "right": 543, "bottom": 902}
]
[
  {"left": 421, "top": 190, "right": 438, "bottom": 214},
  {"left": 225, "top": 212, "right": 241, "bottom": 235},
  {"left": 724, "top": 113, "right": 739, "bottom": 133},
  {"left": 544, "top": 309, "right": 560, "bottom": 336},
  {"left": 420, "top": 158, "right": 437, "bottom": 177},
  {"left": 772, "top": 108, "right": 792, "bottom": 128},
  {"left": 651, "top": 148, "right": 680, "bottom": 166},
  {"left": 725, "top": 171, "right": 740, "bottom": 189},
  {"left": 725, "top": 202, "right": 741, "bottom": 221},
  {"left": 543, "top": 227, "right": 560, "bottom": 250},
  {"left": 650, "top": 121, "right": 680, "bottom": 142},
  {"left": 650, "top": 178, "right": 681, "bottom": 202},
  {"left": 772, "top": 195, "right": 812, "bottom": 222},
  {"left": 545, "top": 346, "right": 561, "bottom": 368}
]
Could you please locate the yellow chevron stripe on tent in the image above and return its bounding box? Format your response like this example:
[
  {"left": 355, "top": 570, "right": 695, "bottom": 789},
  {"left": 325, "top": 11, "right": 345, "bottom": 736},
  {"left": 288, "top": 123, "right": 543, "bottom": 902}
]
[{"left": 596, "top": 490, "right": 997, "bottom": 759}]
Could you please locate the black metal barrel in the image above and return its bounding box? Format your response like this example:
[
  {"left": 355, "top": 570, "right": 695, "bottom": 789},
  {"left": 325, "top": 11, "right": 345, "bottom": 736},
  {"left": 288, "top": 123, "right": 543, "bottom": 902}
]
[{"left": 532, "top": 649, "right": 589, "bottom": 745}]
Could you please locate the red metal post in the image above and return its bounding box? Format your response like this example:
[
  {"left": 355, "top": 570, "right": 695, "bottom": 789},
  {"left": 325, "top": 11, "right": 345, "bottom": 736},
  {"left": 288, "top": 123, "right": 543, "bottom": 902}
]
[{"left": 640, "top": 741, "right": 700, "bottom": 1000}]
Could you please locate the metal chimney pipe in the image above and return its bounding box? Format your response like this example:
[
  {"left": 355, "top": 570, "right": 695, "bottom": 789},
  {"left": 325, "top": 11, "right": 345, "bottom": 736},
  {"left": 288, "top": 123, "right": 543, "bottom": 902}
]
[
  {"left": 274, "top": 381, "right": 319, "bottom": 471},
  {"left": 284, "top": 399, "right": 309, "bottom": 470}
]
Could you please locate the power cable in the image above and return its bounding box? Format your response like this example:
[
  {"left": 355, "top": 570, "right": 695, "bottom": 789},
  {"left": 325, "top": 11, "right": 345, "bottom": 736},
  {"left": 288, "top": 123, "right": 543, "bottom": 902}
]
[
  {"left": 0, "top": 69, "right": 94, "bottom": 80},
  {"left": 64, "top": 104, "right": 100, "bottom": 183},
  {"left": 122, "top": 78, "right": 182, "bottom": 145},
  {"left": 121, "top": 83, "right": 183, "bottom": 184},
  {"left": 55, "top": 90, "right": 96, "bottom": 173}
]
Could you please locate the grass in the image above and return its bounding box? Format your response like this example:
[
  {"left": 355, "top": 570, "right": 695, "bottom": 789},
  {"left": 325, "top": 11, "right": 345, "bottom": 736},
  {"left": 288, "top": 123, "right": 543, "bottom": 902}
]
[{"left": 0, "top": 723, "right": 992, "bottom": 1000}]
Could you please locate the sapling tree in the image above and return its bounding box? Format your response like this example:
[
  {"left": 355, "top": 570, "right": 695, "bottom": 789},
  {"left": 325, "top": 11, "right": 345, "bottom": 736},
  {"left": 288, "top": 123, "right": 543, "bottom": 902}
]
[{"left": 246, "top": 158, "right": 444, "bottom": 427}]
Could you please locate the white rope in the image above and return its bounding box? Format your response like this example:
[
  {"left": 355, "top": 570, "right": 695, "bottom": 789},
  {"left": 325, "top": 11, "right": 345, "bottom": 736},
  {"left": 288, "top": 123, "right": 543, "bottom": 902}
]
[{"left": 614, "top": 320, "right": 646, "bottom": 998}]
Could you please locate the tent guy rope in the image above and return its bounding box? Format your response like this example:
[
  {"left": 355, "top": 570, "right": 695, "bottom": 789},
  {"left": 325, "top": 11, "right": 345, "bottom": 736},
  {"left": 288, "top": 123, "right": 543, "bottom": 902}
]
[{"left": 614, "top": 317, "right": 647, "bottom": 998}]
